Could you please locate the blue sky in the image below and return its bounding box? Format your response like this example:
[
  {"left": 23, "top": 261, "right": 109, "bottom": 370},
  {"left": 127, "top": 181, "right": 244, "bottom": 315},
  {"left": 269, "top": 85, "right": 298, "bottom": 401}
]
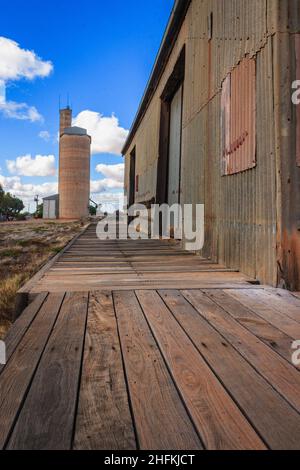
[{"left": 0, "top": 0, "right": 174, "bottom": 211}]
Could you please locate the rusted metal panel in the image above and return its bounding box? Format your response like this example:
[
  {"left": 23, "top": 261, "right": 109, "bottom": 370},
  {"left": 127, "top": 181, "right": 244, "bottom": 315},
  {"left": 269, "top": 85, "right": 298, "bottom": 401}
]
[
  {"left": 296, "top": 34, "right": 300, "bottom": 167},
  {"left": 221, "top": 57, "right": 256, "bottom": 175},
  {"left": 221, "top": 74, "right": 231, "bottom": 175}
]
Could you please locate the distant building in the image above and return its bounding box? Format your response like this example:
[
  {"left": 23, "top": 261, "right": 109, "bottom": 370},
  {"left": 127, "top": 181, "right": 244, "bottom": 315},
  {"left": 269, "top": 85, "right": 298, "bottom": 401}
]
[
  {"left": 43, "top": 194, "right": 59, "bottom": 219},
  {"left": 122, "top": 0, "right": 300, "bottom": 290}
]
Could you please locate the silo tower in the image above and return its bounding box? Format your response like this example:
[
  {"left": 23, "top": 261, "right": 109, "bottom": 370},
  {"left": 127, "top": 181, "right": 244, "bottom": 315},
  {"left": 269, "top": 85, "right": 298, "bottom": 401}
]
[{"left": 58, "top": 107, "right": 91, "bottom": 219}]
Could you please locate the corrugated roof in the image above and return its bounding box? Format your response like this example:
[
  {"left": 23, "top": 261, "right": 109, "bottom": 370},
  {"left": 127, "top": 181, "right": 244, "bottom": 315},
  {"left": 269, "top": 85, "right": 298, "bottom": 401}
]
[
  {"left": 43, "top": 194, "right": 59, "bottom": 201},
  {"left": 62, "top": 126, "right": 87, "bottom": 136}
]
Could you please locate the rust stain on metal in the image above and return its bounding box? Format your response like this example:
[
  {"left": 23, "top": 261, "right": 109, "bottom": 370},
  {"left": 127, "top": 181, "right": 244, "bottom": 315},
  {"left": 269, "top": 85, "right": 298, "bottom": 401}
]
[
  {"left": 221, "top": 57, "right": 256, "bottom": 175},
  {"left": 296, "top": 34, "right": 300, "bottom": 167},
  {"left": 281, "top": 228, "right": 300, "bottom": 290},
  {"left": 221, "top": 74, "right": 231, "bottom": 175}
]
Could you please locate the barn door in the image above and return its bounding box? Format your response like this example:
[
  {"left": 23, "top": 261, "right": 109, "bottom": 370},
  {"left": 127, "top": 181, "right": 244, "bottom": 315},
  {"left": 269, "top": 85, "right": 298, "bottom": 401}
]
[
  {"left": 167, "top": 85, "right": 183, "bottom": 206},
  {"left": 129, "top": 148, "right": 136, "bottom": 208}
]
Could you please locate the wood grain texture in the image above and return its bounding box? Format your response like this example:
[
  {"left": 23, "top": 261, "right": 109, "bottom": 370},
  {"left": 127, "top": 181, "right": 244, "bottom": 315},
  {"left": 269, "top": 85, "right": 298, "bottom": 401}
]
[
  {"left": 203, "top": 289, "right": 295, "bottom": 365},
  {"left": 251, "top": 289, "right": 300, "bottom": 324},
  {"left": 73, "top": 292, "right": 136, "bottom": 450},
  {"left": 136, "top": 290, "right": 265, "bottom": 450},
  {"left": 182, "top": 290, "right": 300, "bottom": 413},
  {"left": 159, "top": 289, "right": 300, "bottom": 450},
  {"left": 23, "top": 223, "right": 254, "bottom": 295},
  {"left": 227, "top": 289, "right": 300, "bottom": 339},
  {"left": 7, "top": 292, "right": 88, "bottom": 450},
  {"left": 0, "top": 293, "right": 64, "bottom": 449},
  {"left": 114, "top": 290, "right": 203, "bottom": 450}
]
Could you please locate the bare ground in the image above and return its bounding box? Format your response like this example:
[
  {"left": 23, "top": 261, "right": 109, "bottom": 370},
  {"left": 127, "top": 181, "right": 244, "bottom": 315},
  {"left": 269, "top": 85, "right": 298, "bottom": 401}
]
[{"left": 0, "top": 219, "right": 86, "bottom": 339}]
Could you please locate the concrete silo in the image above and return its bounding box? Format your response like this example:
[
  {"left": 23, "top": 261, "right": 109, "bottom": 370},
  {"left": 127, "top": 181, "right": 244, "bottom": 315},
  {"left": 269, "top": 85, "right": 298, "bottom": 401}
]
[{"left": 59, "top": 107, "right": 91, "bottom": 219}]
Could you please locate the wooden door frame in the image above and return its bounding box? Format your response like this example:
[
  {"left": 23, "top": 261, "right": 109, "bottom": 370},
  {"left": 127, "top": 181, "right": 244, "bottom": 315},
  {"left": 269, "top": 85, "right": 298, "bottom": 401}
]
[
  {"left": 129, "top": 147, "right": 136, "bottom": 208},
  {"left": 156, "top": 46, "right": 185, "bottom": 205}
]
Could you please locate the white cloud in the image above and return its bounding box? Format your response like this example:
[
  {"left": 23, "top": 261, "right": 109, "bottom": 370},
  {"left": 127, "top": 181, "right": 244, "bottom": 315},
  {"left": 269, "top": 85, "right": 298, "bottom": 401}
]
[
  {"left": 90, "top": 178, "right": 123, "bottom": 193},
  {"left": 6, "top": 154, "right": 56, "bottom": 177},
  {"left": 0, "top": 169, "right": 124, "bottom": 213},
  {"left": 73, "top": 111, "right": 128, "bottom": 155},
  {"left": 0, "top": 37, "right": 53, "bottom": 82},
  {"left": 90, "top": 192, "right": 124, "bottom": 214},
  {"left": 0, "top": 174, "right": 58, "bottom": 207},
  {"left": 39, "top": 130, "right": 51, "bottom": 141},
  {"left": 0, "top": 37, "right": 53, "bottom": 122},
  {"left": 95, "top": 163, "right": 124, "bottom": 182},
  {"left": 0, "top": 80, "right": 5, "bottom": 103},
  {"left": 0, "top": 100, "right": 43, "bottom": 122}
]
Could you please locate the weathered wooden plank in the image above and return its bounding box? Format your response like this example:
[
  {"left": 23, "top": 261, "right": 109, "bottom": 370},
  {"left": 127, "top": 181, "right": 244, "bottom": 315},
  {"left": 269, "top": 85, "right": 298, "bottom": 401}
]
[
  {"left": 73, "top": 292, "right": 136, "bottom": 450},
  {"left": 43, "top": 272, "right": 248, "bottom": 281},
  {"left": 114, "top": 290, "right": 202, "bottom": 450},
  {"left": 31, "top": 281, "right": 254, "bottom": 294},
  {"left": 182, "top": 290, "right": 300, "bottom": 413},
  {"left": 0, "top": 293, "right": 65, "bottom": 449},
  {"left": 227, "top": 289, "right": 300, "bottom": 339},
  {"left": 256, "top": 289, "right": 300, "bottom": 324},
  {"left": 136, "top": 290, "right": 265, "bottom": 450},
  {"left": 0, "top": 293, "right": 48, "bottom": 375},
  {"left": 262, "top": 288, "right": 300, "bottom": 305},
  {"left": 159, "top": 290, "right": 300, "bottom": 450},
  {"left": 203, "top": 289, "right": 295, "bottom": 365},
  {"left": 50, "top": 268, "right": 236, "bottom": 275},
  {"left": 7, "top": 292, "right": 88, "bottom": 450}
]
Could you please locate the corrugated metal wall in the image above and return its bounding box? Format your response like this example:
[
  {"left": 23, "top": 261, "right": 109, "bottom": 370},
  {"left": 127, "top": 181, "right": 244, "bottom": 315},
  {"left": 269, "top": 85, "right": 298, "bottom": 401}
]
[{"left": 124, "top": 0, "right": 299, "bottom": 287}]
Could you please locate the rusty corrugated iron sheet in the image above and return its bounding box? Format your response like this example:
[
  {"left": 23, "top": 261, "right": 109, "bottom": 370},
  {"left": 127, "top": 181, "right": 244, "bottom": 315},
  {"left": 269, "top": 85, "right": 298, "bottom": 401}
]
[
  {"left": 221, "top": 74, "right": 231, "bottom": 175},
  {"left": 296, "top": 34, "right": 300, "bottom": 167},
  {"left": 221, "top": 57, "right": 256, "bottom": 175}
]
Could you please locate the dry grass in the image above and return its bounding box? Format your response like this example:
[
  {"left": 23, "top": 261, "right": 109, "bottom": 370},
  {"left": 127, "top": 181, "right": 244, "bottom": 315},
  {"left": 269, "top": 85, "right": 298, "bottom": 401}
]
[{"left": 0, "top": 219, "right": 86, "bottom": 338}]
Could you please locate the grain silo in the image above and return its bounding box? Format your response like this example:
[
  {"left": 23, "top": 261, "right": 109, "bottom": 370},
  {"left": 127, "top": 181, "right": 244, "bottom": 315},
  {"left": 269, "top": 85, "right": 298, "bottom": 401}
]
[{"left": 59, "top": 107, "right": 91, "bottom": 219}]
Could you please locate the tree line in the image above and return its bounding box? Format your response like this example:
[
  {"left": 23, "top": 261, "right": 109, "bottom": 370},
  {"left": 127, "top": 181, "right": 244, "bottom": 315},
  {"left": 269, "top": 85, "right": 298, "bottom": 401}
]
[{"left": 0, "top": 184, "right": 25, "bottom": 220}]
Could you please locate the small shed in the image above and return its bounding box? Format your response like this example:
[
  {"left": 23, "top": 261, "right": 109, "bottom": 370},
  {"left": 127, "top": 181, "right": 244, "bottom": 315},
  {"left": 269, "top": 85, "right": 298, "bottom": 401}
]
[{"left": 43, "top": 194, "right": 59, "bottom": 219}]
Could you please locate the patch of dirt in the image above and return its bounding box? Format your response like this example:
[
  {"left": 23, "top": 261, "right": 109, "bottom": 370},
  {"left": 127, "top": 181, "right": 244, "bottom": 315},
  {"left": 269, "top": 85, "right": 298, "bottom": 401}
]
[{"left": 0, "top": 219, "right": 86, "bottom": 336}]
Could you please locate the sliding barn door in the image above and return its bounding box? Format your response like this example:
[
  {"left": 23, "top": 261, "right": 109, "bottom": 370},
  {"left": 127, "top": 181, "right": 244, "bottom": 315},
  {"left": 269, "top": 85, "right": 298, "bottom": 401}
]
[{"left": 167, "top": 85, "right": 183, "bottom": 206}]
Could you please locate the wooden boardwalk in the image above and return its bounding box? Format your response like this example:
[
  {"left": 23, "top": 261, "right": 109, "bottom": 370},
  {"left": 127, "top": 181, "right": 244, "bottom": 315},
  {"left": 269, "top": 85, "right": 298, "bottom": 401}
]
[
  {"left": 24, "top": 223, "right": 255, "bottom": 294},
  {"left": 2, "top": 223, "right": 300, "bottom": 450},
  {"left": 1, "top": 288, "right": 300, "bottom": 449}
]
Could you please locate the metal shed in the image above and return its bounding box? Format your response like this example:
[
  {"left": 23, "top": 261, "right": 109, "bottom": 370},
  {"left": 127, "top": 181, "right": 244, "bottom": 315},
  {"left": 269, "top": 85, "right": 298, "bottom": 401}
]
[{"left": 43, "top": 194, "right": 59, "bottom": 219}]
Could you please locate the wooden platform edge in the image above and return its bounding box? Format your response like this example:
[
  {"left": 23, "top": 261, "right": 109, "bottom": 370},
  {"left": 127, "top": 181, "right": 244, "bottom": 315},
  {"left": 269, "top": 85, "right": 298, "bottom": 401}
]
[{"left": 14, "top": 223, "right": 91, "bottom": 319}]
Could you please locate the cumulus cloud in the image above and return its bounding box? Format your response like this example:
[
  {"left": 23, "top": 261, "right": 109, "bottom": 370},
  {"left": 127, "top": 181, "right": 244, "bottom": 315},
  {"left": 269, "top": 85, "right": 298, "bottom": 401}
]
[
  {"left": 95, "top": 163, "right": 124, "bottom": 182},
  {"left": 0, "top": 173, "right": 58, "bottom": 205},
  {"left": 90, "top": 178, "right": 123, "bottom": 193},
  {"left": 38, "top": 130, "right": 51, "bottom": 141},
  {"left": 0, "top": 100, "right": 43, "bottom": 122},
  {"left": 0, "top": 172, "right": 123, "bottom": 213},
  {"left": 6, "top": 154, "right": 56, "bottom": 177},
  {"left": 90, "top": 192, "right": 124, "bottom": 214},
  {"left": 0, "top": 37, "right": 53, "bottom": 122},
  {"left": 73, "top": 111, "right": 128, "bottom": 155},
  {"left": 0, "top": 37, "right": 53, "bottom": 82}
]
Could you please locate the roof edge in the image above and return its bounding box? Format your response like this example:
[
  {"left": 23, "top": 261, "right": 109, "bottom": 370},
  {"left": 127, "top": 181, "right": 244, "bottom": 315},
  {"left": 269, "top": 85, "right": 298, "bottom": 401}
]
[{"left": 121, "top": 0, "right": 191, "bottom": 155}]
